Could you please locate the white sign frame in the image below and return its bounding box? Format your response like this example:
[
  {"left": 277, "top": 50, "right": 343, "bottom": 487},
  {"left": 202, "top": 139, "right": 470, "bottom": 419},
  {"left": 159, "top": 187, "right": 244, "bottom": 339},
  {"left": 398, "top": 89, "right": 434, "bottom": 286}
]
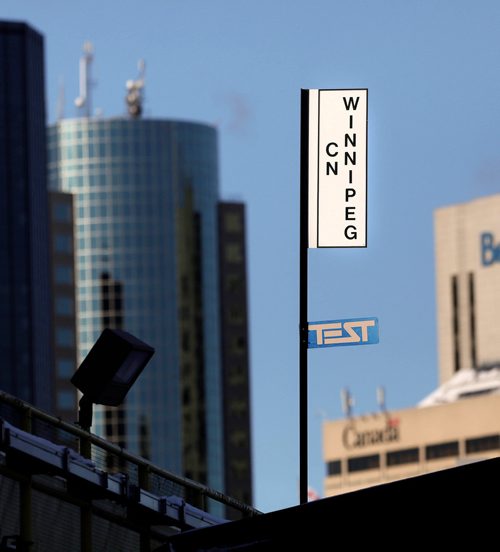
[{"left": 307, "top": 89, "right": 368, "bottom": 248}]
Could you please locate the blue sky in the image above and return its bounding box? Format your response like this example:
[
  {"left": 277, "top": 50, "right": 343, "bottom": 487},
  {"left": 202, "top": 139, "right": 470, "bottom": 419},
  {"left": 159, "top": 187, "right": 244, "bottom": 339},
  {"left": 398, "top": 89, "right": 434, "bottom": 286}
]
[{"left": 3, "top": 0, "right": 500, "bottom": 513}]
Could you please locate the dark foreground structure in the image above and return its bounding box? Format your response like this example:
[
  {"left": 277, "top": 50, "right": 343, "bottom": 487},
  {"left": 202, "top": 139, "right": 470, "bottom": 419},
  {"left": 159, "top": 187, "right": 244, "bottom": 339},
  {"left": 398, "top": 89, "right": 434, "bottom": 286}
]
[
  {"left": 1, "top": 386, "right": 498, "bottom": 550},
  {"left": 0, "top": 390, "right": 257, "bottom": 551},
  {"left": 165, "top": 456, "right": 500, "bottom": 550}
]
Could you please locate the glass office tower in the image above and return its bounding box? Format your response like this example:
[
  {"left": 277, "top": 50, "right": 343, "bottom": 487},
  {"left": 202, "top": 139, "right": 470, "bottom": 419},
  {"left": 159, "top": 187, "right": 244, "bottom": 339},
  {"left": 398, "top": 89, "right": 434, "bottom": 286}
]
[
  {"left": 47, "top": 118, "right": 224, "bottom": 491},
  {"left": 0, "top": 21, "right": 54, "bottom": 412}
]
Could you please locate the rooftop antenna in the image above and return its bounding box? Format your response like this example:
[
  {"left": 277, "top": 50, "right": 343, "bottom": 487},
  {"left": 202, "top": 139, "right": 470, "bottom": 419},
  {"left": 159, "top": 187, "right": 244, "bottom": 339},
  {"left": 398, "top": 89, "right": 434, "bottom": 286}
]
[
  {"left": 74, "top": 41, "right": 94, "bottom": 118},
  {"left": 340, "top": 388, "right": 354, "bottom": 418},
  {"left": 125, "top": 59, "right": 145, "bottom": 119},
  {"left": 377, "top": 385, "right": 386, "bottom": 412}
]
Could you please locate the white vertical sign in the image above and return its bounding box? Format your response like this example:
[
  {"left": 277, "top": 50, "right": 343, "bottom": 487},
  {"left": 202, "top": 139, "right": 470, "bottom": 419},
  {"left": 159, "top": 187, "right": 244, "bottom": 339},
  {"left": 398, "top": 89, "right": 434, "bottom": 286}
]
[{"left": 307, "top": 89, "right": 368, "bottom": 248}]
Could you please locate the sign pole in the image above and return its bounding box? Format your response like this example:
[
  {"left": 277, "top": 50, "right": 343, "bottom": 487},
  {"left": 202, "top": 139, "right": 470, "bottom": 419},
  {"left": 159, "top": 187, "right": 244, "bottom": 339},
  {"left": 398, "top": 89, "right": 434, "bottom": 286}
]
[
  {"left": 298, "top": 88, "right": 369, "bottom": 504},
  {"left": 299, "top": 89, "right": 309, "bottom": 505}
]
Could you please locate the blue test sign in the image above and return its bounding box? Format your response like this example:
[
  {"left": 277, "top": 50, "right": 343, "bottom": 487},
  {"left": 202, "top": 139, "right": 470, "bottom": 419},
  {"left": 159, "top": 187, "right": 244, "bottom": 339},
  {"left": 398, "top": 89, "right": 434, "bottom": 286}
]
[{"left": 308, "top": 317, "right": 379, "bottom": 349}]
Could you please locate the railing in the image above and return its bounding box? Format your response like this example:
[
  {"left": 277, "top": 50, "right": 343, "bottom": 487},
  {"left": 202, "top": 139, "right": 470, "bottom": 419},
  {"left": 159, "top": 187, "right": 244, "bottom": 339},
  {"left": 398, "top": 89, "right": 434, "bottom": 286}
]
[{"left": 0, "top": 389, "right": 259, "bottom": 521}]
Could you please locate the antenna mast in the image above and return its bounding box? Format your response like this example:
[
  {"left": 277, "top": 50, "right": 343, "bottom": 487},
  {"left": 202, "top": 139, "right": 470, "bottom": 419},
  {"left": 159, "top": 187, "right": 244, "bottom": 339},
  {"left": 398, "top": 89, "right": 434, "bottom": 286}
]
[
  {"left": 377, "top": 386, "right": 386, "bottom": 412},
  {"left": 75, "top": 41, "right": 94, "bottom": 117},
  {"left": 125, "top": 59, "right": 146, "bottom": 119},
  {"left": 341, "top": 388, "right": 354, "bottom": 418}
]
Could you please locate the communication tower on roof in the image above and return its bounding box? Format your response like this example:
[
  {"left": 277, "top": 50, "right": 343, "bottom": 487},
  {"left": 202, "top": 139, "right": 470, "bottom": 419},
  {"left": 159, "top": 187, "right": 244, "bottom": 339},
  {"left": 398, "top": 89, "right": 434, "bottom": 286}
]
[
  {"left": 377, "top": 386, "right": 386, "bottom": 412},
  {"left": 74, "top": 41, "right": 94, "bottom": 117},
  {"left": 340, "top": 388, "right": 354, "bottom": 418},
  {"left": 125, "top": 59, "right": 146, "bottom": 119}
]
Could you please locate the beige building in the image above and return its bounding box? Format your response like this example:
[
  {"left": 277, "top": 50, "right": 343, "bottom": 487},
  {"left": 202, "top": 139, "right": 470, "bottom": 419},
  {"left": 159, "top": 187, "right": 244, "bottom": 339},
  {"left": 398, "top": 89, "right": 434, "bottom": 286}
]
[
  {"left": 324, "top": 376, "right": 500, "bottom": 496},
  {"left": 323, "top": 194, "right": 500, "bottom": 497},
  {"left": 435, "top": 194, "right": 500, "bottom": 383}
]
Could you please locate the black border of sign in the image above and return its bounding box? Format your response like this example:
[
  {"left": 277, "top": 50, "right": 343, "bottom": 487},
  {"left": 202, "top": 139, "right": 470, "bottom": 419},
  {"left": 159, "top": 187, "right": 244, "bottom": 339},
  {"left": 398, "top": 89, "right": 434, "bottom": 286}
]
[
  {"left": 316, "top": 88, "right": 368, "bottom": 249},
  {"left": 299, "top": 89, "right": 309, "bottom": 505}
]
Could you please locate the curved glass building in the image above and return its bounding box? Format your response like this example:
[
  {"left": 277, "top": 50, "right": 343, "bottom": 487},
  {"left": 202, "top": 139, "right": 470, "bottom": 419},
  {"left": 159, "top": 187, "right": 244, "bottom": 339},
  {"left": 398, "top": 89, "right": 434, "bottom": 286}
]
[{"left": 48, "top": 118, "right": 223, "bottom": 491}]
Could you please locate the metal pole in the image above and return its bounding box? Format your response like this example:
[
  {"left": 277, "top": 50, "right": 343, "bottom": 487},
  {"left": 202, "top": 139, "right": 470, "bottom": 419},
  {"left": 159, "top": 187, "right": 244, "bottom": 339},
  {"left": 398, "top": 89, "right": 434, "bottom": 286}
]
[
  {"left": 299, "top": 89, "right": 309, "bottom": 505},
  {"left": 78, "top": 395, "right": 93, "bottom": 459}
]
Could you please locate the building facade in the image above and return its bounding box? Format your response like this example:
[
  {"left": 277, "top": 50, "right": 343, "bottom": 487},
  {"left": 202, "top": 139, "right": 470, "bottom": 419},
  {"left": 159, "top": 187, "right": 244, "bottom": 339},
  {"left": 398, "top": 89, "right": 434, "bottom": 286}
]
[
  {"left": 0, "top": 21, "right": 53, "bottom": 412},
  {"left": 218, "top": 202, "right": 253, "bottom": 515},
  {"left": 435, "top": 194, "right": 500, "bottom": 384},
  {"left": 323, "top": 193, "right": 500, "bottom": 497},
  {"left": 49, "top": 191, "right": 78, "bottom": 423},
  {"left": 48, "top": 118, "right": 224, "bottom": 492},
  {"left": 324, "top": 389, "right": 500, "bottom": 496}
]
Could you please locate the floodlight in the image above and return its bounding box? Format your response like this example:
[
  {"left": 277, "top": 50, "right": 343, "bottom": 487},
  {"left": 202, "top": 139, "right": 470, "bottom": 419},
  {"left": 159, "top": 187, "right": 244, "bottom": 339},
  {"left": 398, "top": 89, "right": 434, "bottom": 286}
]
[{"left": 71, "top": 328, "right": 154, "bottom": 431}]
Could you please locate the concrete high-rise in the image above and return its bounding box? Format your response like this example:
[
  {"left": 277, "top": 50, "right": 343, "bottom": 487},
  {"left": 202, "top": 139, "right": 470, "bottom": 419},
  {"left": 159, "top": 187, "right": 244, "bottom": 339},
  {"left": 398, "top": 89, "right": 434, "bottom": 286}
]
[
  {"left": 48, "top": 116, "right": 226, "bottom": 493},
  {"left": 0, "top": 21, "right": 53, "bottom": 412},
  {"left": 434, "top": 194, "right": 500, "bottom": 384}
]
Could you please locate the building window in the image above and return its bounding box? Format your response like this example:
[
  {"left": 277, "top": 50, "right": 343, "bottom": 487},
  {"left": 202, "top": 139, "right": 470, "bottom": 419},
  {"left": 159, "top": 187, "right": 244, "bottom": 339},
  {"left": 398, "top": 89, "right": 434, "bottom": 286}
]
[
  {"left": 182, "top": 331, "right": 190, "bottom": 352},
  {"left": 54, "top": 234, "right": 73, "bottom": 254},
  {"left": 224, "top": 212, "right": 243, "bottom": 233},
  {"left": 228, "top": 306, "right": 245, "bottom": 324},
  {"left": 425, "top": 441, "right": 459, "bottom": 460},
  {"left": 225, "top": 243, "right": 243, "bottom": 263},
  {"left": 230, "top": 459, "right": 249, "bottom": 479},
  {"left": 231, "top": 335, "right": 246, "bottom": 354},
  {"left": 57, "top": 358, "right": 74, "bottom": 378},
  {"left": 55, "top": 327, "right": 75, "bottom": 348},
  {"left": 55, "top": 296, "right": 74, "bottom": 316},
  {"left": 347, "top": 454, "right": 380, "bottom": 473},
  {"left": 452, "top": 275, "right": 460, "bottom": 373},
  {"left": 326, "top": 460, "right": 341, "bottom": 476},
  {"left": 466, "top": 434, "right": 500, "bottom": 454},
  {"left": 230, "top": 431, "right": 248, "bottom": 448},
  {"left": 226, "top": 274, "right": 242, "bottom": 293},
  {"left": 468, "top": 272, "right": 477, "bottom": 369},
  {"left": 53, "top": 203, "right": 72, "bottom": 223},
  {"left": 386, "top": 447, "right": 419, "bottom": 466},
  {"left": 54, "top": 265, "right": 73, "bottom": 285},
  {"left": 229, "top": 400, "right": 247, "bottom": 416},
  {"left": 57, "top": 390, "right": 75, "bottom": 410},
  {"left": 229, "top": 370, "right": 245, "bottom": 386}
]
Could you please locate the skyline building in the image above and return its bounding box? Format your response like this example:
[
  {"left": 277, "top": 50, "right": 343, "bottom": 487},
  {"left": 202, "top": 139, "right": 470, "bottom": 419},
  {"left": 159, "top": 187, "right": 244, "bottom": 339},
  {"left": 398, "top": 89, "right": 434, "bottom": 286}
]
[
  {"left": 0, "top": 21, "right": 54, "bottom": 412},
  {"left": 48, "top": 116, "right": 225, "bottom": 493},
  {"left": 218, "top": 202, "right": 253, "bottom": 514},
  {"left": 49, "top": 190, "right": 78, "bottom": 423},
  {"left": 0, "top": 21, "right": 252, "bottom": 507},
  {"left": 323, "top": 384, "right": 500, "bottom": 497},
  {"left": 434, "top": 194, "right": 500, "bottom": 383},
  {"left": 323, "top": 193, "right": 500, "bottom": 497}
]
